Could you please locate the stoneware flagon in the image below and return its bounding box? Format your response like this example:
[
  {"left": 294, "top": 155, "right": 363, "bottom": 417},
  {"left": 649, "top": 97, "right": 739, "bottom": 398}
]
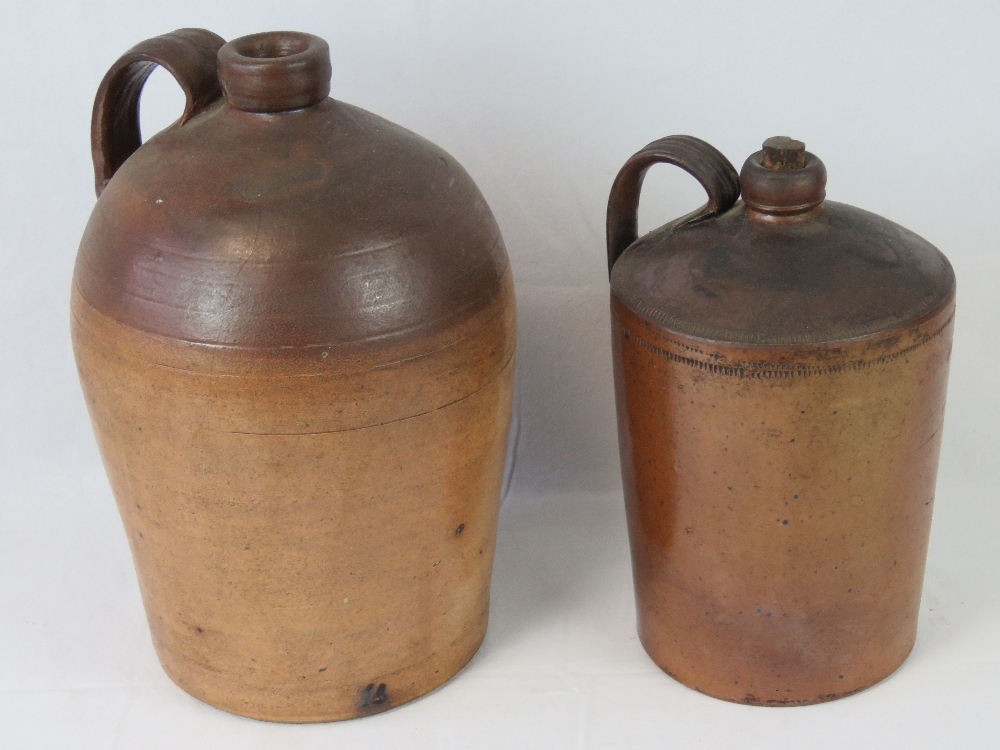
[
  {"left": 607, "top": 135, "right": 954, "bottom": 705},
  {"left": 72, "top": 28, "right": 516, "bottom": 722}
]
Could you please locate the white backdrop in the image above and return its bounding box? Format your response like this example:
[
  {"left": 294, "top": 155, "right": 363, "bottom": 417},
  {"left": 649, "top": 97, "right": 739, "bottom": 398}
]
[{"left": 2, "top": 1, "right": 999, "bottom": 747}]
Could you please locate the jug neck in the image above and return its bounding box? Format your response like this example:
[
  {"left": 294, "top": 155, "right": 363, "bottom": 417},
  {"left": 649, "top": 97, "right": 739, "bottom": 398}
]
[
  {"left": 218, "top": 31, "right": 331, "bottom": 113},
  {"left": 740, "top": 136, "right": 827, "bottom": 220}
]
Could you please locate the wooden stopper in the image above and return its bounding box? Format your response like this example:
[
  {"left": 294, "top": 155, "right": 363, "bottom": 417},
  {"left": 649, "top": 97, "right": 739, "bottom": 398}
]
[{"left": 761, "top": 136, "right": 806, "bottom": 170}]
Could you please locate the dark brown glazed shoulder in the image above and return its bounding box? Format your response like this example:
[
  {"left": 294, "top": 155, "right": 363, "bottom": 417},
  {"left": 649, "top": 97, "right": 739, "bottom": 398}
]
[
  {"left": 75, "top": 97, "right": 507, "bottom": 350},
  {"left": 611, "top": 200, "right": 955, "bottom": 345}
]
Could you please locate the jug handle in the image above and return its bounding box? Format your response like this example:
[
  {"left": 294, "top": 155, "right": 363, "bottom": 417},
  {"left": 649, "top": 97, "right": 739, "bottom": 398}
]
[
  {"left": 606, "top": 135, "right": 740, "bottom": 276},
  {"left": 91, "top": 28, "right": 226, "bottom": 197}
]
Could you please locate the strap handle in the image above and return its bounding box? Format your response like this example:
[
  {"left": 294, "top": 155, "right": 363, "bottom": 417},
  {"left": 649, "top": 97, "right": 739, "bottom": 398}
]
[
  {"left": 606, "top": 135, "right": 740, "bottom": 276},
  {"left": 91, "top": 28, "right": 226, "bottom": 196}
]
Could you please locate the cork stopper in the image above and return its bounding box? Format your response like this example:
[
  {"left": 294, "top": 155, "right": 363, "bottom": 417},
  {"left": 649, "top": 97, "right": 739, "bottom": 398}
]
[{"left": 761, "top": 136, "right": 806, "bottom": 170}]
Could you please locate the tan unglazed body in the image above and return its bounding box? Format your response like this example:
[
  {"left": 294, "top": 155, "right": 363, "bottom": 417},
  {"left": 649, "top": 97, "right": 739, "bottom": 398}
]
[
  {"left": 72, "top": 279, "right": 514, "bottom": 722},
  {"left": 613, "top": 297, "right": 952, "bottom": 705}
]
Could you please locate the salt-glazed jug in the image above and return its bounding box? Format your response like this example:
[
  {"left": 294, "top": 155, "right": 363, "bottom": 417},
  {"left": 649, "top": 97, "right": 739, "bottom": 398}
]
[
  {"left": 72, "top": 29, "right": 515, "bottom": 721},
  {"left": 607, "top": 135, "right": 953, "bottom": 705}
]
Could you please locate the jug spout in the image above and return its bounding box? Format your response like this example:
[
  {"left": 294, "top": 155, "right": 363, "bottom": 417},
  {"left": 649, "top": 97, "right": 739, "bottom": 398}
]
[
  {"left": 218, "top": 31, "right": 332, "bottom": 113},
  {"left": 740, "top": 135, "right": 827, "bottom": 218}
]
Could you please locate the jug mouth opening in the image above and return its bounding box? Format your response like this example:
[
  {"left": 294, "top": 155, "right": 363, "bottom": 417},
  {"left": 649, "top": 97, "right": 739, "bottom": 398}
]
[
  {"left": 219, "top": 31, "right": 332, "bottom": 113},
  {"left": 230, "top": 32, "right": 312, "bottom": 60}
]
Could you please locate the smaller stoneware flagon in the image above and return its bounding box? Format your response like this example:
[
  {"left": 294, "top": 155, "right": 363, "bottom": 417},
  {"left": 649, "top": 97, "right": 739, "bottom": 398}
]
[{"left": 607, "top": 135, "right": 954, "bottom": 705}]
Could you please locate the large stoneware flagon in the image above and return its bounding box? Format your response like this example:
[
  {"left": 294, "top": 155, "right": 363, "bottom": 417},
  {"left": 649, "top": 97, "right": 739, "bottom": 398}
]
[{"left": 72, "top": 28, "right": 515, "bottom": 722}]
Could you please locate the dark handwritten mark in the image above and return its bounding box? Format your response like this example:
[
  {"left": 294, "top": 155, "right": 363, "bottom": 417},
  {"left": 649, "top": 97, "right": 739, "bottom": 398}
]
[{"left": 360, "top": 682, "right": 388, "bottom": 709}]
